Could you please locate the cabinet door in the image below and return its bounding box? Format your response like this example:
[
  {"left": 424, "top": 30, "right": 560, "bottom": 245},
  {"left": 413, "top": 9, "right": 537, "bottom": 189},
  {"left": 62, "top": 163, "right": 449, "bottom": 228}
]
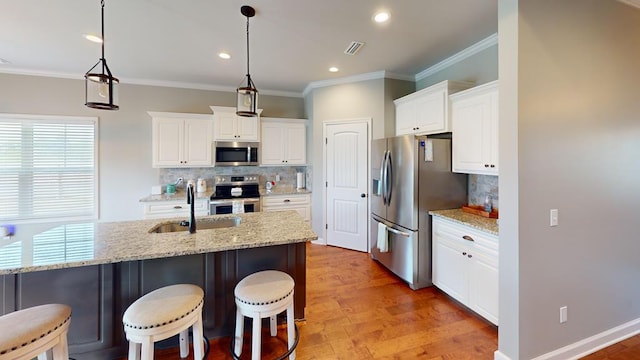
[
  {"left": 184, "top": 119, "right": 212, "bottom": 166},
  {"left": 433, "top": 235, "right": 469, "bottom": 304},
  {"left": 153, "top": 118, "right": 184, "bottom": 167},
  {"left": 236, "top": 116, "right": 259, "bottom": 140},
  {"left": 414, "top": 89, "right": 447, "bottom": 134},
  {"left": 395, "top": 101, "right": 416, "bottom": 135},
  {"left": 214, "top": 112, "right": 238, "bottom": 140},
  {"left": 469, "top": 248, "right": 499, "bottom": 325},
  {"left": 452, "top": 88, "right": 498, "bottom": 175},
  {"left": 260, "top": 123, "right": 285, "bottom": 164},
  {"left": 284, "top": 124, "right": 306, "bottom": 164}
]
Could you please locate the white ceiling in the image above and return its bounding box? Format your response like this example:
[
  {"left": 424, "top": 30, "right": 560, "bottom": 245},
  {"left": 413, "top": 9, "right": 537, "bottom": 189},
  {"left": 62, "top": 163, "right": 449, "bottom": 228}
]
[{"left": 0, "top": 0, "right": 498, "bottom": 96}]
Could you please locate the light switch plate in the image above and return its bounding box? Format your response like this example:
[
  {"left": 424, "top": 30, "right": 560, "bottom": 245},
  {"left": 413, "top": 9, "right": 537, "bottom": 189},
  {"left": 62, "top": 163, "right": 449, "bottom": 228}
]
[{"left": 550, "top": 209, "right": 558, "bottom": 227}]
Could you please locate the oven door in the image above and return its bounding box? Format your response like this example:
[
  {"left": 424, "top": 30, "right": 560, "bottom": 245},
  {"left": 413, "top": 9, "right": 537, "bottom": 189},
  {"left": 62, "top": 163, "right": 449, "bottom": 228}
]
[
  {"left": 210, "top": 198, "right": 261, "bottom": 214},
  {"left": 214, "top": 142, "right": 259, "bottom": 166}
]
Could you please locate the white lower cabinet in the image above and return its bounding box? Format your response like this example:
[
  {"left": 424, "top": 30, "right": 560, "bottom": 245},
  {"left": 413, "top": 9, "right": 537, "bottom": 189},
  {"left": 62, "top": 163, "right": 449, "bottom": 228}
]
[
  {"left": 142, "top": 199, "right": 209, "bottom": 219},
  {"left": 261, "top": 194, "right": 311, "bottom": 223},
  {"left": 432, "top": 217, "right": 499, "bottom": 325}
]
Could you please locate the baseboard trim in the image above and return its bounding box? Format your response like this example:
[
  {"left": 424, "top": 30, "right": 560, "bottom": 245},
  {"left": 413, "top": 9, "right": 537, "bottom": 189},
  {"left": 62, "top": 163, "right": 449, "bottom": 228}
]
[
  {"left": 311, "top": 237, "right": 326, "bottom": 245},
  {"left": 494, "top": 350, "right": 511, "bottom": 360},
  {"left": 493, "top": 318, "right": 640, "bottom": 360}
]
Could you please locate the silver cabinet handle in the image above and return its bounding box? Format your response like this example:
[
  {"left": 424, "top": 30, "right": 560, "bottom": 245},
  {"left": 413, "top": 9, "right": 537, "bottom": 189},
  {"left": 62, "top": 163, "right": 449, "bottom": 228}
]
[
  {"left": 387, "top": 227, "right": 410, "bottom": 237},
  {"left": 173, "top": 206, "right": 183, "bottom": 209},
  {"left": 462, "top": 235, "right": 474, "bottom": 242}
]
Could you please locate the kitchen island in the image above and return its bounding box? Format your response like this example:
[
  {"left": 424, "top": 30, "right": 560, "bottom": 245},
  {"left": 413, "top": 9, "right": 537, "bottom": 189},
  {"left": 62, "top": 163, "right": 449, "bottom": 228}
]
[{"left": 0, "top": 211, "right": 317, "bottom": 359}]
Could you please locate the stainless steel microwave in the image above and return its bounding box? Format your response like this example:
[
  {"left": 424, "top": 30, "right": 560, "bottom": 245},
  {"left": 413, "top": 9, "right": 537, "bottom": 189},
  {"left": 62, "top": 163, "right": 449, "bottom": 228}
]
[{"left": 214, "top": 141, "right": 259, "bottom": 166}]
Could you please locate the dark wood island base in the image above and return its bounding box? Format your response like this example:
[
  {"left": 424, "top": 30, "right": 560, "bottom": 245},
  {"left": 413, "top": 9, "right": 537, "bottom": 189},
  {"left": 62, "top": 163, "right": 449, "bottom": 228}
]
[{"left": 0, "top": 243, "right": 306, "bottom": 359}]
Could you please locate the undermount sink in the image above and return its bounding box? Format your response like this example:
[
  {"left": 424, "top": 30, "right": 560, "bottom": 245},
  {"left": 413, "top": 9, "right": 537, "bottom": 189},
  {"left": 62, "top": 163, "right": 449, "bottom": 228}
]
[{"left": 149, "top": 217, "right": 241, "bottom": 233}]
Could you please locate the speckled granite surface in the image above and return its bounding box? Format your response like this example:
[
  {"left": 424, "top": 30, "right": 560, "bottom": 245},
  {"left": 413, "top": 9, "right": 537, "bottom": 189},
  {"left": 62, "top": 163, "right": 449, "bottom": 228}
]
[
  {"left": 429, "top": 209, "right": 499, "bottom": 236},
  {"left": 260, "top": 185, "right": 312, "bottom": 196},
  {"left": 139, "top": 186, "right": 311, "bottom": 202},
  {"left": 0, "top": 211, "right": 317, "bottom": 275},
  {"left": 139, "top": 188, "right": 213, "bottom": 202}
]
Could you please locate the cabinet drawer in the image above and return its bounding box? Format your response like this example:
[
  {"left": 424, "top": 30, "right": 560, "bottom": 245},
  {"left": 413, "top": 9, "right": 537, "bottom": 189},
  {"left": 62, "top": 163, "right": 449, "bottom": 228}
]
[
  {"left": 433, "top": 217, "right": 498, "bottom": 253},
  {"left": 262, "top": 194, "right": 310, "bottom": 207}
]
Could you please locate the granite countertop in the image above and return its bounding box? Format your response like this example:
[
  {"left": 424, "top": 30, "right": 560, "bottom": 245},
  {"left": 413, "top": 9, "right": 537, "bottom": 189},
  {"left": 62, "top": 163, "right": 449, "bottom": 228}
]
[
  {"left": 140, "top": 186, "right": 311, "bottom": 202},
  {"left": 429, "top": 208, "right": 499, "bottom": 235},
  {"left": 0, "top": 211, "right": 317, "bottom": 275},
  {"left": 260, "top": 185, "right": 312, "bottom": 196},
  {"left": 139, "top": 188, "right": 213, "bottom": 202}
]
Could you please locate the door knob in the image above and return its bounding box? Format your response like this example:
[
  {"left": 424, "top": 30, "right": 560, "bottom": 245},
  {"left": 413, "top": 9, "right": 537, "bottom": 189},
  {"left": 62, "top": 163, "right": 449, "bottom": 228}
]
[{"left": 361, "top": 193, "right": 366, "bottom": 198}]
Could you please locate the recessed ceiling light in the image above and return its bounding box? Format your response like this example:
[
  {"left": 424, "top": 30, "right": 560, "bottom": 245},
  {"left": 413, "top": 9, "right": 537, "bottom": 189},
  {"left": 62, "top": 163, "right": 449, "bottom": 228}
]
[
  {"left": 373, "top": 11, "right": 390, "bottom": 23},
  {"left": 218, "top": 52, "right": 231, "bottom": 60},
  {"left": 0, "top": 58, "right": 11, "bottom": 65},
  {"left": 83, "top": 34, "right": 103, "bottom": 43},
  {"left": 329, "top": 67, "right": 339, "bottom": 73}
]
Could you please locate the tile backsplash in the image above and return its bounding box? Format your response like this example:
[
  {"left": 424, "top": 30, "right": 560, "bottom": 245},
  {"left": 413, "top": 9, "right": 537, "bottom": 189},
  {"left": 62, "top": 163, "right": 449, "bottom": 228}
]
[
  {"left": 468, "top": 174, "right": 499, "bottom": 210},
  {"left": 159, "top": 166, "right": 310, "bottom": 190}
]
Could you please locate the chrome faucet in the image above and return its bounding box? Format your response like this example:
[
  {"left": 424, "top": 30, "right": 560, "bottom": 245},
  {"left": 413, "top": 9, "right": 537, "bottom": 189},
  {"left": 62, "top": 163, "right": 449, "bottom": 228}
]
[{"left": 187, "top": 183, "right": 196, "bottom": 233}]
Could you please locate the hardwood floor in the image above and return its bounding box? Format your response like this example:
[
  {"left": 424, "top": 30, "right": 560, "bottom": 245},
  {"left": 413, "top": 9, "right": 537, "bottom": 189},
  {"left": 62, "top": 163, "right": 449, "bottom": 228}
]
[{"left": 151, "top": 242, "right": 639, "bottom": 359}]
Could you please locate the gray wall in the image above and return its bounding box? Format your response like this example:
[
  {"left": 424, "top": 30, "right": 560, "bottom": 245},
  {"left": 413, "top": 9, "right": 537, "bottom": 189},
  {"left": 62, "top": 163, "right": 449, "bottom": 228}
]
[
  {"left": 499, "top": 0, "right": 640, "bottom": 358},
  {"left": 416, "top": 44, "right": 498, "bottom": 90},
  {"left": 0, "top": 73, "right": 304, "bottom": 221},
  {"left": 307, "top": 79, "right": 384, "bottom": 238}
]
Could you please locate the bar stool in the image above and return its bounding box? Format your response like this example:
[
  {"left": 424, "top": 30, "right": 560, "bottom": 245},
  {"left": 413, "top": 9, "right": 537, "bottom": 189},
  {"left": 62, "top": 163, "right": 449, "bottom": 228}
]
[
  {"left": 0, "top": 304, "right": 71, "bottom": 360},
  {"left": 233, "top": 270, "right": 298, "bottom": 360},
  {"left": 123, "top": 284, "right": 204, "bottom": 360}
]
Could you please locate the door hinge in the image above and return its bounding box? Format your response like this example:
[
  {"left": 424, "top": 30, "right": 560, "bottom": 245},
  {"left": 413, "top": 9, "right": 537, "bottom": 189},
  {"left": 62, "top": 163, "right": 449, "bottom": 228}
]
[
  {"left": 325, "top": 224, "right": 328, "bottom": 230},
  {"left": 325, "top": 181, "right": 328, "bottom": 187},
  {"left": 325, "top": 138, "right": 328, "bottom": 145}
]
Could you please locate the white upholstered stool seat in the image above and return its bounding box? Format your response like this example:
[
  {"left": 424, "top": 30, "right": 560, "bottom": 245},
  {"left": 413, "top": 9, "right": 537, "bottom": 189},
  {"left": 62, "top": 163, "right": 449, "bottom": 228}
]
[
  {"left": 233, "top": 270, "right": 297, "bottom": 360},
  {"left": 123, "top": 284, "right": 204, "bottom": 360},
  {"left": 0, "top": 304, "right": 71, "bottom": 360}
]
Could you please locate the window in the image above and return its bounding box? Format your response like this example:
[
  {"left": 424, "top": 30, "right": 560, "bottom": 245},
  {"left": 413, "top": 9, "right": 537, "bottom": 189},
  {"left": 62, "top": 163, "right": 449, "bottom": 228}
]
[{"left": 0, "top": 114, "right": 98, "bottom": 222}]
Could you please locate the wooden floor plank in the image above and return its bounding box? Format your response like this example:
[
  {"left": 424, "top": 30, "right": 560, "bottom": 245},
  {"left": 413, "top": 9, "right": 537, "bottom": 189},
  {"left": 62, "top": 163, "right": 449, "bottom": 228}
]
[{"left": 146, "top": 242, "right": 638, "bottom": 359}]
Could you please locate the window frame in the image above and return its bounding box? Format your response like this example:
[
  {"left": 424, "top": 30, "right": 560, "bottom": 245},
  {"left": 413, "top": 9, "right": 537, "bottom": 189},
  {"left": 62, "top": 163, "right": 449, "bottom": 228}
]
[{"left": 0, "top": 113, "right": 99, "bottom": 223}]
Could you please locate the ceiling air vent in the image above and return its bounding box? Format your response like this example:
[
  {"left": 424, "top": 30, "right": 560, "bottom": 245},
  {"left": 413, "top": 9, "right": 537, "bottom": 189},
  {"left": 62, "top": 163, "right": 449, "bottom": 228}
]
[{"left": 344, "top": 41, "right": 365, "bottom": 55}]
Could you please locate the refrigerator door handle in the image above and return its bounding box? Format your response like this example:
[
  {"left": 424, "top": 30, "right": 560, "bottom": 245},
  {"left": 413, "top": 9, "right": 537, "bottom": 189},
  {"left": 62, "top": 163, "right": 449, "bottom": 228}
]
[
  {"left": 380, "top": 150, "right": 387, "bottom": 205},
  {"left": 385, "top": 150, "right": 393, "bottom": 205},
  {"left": 387, "top": 226, "right": 410, "bottom": 237}
]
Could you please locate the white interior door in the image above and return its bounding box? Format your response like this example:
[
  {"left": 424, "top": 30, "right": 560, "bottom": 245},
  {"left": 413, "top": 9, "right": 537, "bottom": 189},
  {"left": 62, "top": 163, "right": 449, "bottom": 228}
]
[{"left": 325, "top": 121, "right": 369, "bottom": 252}]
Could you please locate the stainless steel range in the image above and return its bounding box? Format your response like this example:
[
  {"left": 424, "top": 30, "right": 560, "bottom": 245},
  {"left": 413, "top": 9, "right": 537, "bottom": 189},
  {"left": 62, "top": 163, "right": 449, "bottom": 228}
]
[{"left": 209, "top": 175, "right": 261, "bottom": 214}]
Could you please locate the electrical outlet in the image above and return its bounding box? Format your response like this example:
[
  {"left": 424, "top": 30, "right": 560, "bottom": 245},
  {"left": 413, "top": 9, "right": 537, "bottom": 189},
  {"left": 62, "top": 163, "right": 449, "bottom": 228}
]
[
  {"left": 550, "top": 209, "right": 559, "bottom": 227},
  {"left": 275, "top": 174, "right": 280, "bottom": 182},
  {"left": 560, "top": 306, "right": 568, "bottom": 323}
]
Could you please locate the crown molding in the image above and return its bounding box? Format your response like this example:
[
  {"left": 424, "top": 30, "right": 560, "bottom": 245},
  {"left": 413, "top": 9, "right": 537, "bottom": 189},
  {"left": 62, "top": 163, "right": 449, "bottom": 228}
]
[
  {"left": 415, "top": 33, "right": 498, "bottom": 82},
  {"left": 302, "top": 71, "right": 414, "bottom": 97},
  {"left": 618, "top": 0, "right": 640, "bottom": 9},
  {"left": 0, "top": 68, "right": 303, "bottom": 98}
]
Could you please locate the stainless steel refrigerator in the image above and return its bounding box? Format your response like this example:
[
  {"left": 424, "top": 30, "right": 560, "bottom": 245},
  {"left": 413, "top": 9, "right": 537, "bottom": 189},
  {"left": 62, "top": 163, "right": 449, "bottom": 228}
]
[{"left": 370, "top": 135, "right": 467, "bottom": 290}]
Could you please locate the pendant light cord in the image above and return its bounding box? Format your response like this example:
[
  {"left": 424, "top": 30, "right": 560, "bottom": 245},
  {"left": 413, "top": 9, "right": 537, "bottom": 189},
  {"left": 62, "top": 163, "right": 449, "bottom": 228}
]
[
  {"left": 100, "top": 0, "right": 105, "bottom": 71},
  {"left": 245, "top": 16, "right": 250, "bottom": 77}
]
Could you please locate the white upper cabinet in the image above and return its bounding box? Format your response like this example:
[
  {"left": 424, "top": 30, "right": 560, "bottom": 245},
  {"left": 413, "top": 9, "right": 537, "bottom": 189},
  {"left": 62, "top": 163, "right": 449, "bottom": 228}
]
[
  {"left": 210, "top": 106, "right": 262, "bottom": 141},
  {"left": 394, "top": 80, "right": 473, "bottom": 136},
  {"left": 149, "top": 112, "right": 213, "bottom": 168},
  {"left": 260, "top": 118, "right": 307, "bottom": 165},
  {"left": 451, "top": 80, "right": 499, "bottom": 175}
]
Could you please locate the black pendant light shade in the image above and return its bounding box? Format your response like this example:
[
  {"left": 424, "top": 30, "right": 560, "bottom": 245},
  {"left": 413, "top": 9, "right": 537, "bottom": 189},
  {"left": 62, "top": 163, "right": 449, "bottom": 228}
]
[
  {"left": 85, "top": 0, "right": 119, "bottom": 110},
  {"left": 237, "top": 5, "right": 258, "bottom": 117}
]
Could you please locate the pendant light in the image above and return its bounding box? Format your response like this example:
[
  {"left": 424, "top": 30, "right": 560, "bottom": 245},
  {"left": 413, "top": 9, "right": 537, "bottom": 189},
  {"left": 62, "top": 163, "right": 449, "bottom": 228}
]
[
  {"left": 85, "top": 0, "right": 119, "bottom": 110},
  {"left": 236, "top": 5, "right": 258, "bottom": 117}
]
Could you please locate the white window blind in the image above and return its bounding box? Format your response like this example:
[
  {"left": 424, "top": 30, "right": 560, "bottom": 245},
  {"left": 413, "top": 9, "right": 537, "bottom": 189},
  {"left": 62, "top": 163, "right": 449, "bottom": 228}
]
[{"left": 0, "top": 114, "right": 98, "bottom": 222}]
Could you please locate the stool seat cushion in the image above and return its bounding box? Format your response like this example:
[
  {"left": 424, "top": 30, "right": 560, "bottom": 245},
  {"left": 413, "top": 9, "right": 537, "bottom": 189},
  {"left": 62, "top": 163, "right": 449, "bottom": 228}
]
[
  {"left": 235, "top": 270, "right": 294, "bottom": 306},
  {"left": 0, "top": 304, "right": 71, "bottom": 356},
  {"left": 123, "top": 284, "right": 203, "bottom": 330}
]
